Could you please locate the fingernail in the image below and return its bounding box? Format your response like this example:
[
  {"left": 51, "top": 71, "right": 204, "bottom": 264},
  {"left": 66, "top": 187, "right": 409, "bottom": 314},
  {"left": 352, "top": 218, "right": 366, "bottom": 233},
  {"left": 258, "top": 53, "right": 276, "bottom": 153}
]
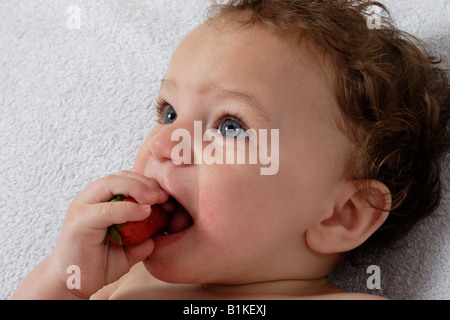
[{"left": 141, "top": 205, "right": 151, "bottom": 213}]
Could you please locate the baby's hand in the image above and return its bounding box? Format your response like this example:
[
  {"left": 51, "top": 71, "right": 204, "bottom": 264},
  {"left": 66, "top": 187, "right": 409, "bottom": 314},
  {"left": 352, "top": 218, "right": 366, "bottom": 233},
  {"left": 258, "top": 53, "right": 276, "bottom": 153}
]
[{"left": 45, "top": 171, "right": 168, "bottom": 298}]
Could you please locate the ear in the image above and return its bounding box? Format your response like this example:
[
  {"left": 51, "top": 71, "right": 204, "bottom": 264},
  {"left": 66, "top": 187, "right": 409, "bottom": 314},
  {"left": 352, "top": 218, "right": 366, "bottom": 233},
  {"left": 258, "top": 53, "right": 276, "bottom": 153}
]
[{"left": 306, "top": 180, "right": 391, "bottom": 254}]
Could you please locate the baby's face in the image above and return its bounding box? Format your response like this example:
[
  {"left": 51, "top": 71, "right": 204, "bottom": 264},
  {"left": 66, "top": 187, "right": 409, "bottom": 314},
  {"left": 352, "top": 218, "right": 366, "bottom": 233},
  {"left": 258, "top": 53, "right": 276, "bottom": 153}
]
[{"left": 134, "top": 21, "right": 350, "bottom": 284}]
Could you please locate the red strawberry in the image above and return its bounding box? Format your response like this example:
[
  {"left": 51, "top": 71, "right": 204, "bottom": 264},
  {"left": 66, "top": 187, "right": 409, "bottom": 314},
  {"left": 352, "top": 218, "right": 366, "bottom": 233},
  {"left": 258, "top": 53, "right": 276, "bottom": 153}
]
[{"left": 105, "top": 195, "right": 170, "bottom": 246}]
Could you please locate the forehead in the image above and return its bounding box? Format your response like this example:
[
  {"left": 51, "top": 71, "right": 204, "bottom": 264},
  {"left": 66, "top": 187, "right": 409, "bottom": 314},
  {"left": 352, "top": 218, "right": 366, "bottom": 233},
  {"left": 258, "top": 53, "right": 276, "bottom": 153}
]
[
  {"left": 163, "top": 20, "right": 340, "bottom": 130},
  {"left": 167, "top": 22, "right": 305, "bottom": 89}
]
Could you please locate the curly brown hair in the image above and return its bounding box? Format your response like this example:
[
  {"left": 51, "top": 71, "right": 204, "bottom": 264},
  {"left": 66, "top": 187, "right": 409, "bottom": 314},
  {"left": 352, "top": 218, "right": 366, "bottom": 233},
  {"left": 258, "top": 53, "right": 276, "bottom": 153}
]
[{"left": 206, "top": 0, "right": 450, "bottom": 263}]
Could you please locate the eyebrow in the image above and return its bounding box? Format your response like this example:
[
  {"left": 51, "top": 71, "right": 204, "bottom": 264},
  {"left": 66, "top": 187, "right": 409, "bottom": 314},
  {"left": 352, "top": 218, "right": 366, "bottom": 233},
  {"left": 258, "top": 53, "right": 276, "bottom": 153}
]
[{"left": 160, "top": 78, "right": 272, "bottom": 124}]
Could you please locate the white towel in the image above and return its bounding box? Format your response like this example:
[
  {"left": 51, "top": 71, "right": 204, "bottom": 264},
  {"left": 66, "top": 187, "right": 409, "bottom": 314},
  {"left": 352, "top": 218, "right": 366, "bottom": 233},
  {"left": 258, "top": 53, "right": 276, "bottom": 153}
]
[{"left": 1, "top": 0, "right": 448, "bottom": 299}]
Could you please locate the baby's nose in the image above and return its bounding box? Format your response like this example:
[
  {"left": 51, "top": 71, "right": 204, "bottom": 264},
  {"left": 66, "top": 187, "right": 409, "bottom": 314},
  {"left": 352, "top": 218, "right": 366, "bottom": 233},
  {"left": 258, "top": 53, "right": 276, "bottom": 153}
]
[{"left": 148, "top": 123, "right": 196, "bottom": 166}]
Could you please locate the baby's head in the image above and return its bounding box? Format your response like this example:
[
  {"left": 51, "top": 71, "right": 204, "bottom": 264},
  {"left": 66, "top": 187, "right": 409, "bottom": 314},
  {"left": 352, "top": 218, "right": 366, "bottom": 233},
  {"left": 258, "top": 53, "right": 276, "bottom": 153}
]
[{"left": 133, "top": 0, "right": 450, "bottom": 285}]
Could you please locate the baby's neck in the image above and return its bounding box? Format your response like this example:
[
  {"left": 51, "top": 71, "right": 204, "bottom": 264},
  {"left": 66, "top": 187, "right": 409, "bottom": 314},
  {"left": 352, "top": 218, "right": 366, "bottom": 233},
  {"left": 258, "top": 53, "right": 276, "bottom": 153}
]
[{"left": 96, "top": 263, "right": 352, "bottom": 300}]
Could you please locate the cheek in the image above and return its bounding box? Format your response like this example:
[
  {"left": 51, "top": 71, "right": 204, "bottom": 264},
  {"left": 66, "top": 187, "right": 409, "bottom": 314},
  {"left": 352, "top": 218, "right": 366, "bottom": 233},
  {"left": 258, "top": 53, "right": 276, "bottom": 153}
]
[
  {"left": 195, "top": 166, "right": 312, "bottom": 280},
  {"left": 197, "top": 166, "right": 292, "bottom": 247},
  {"left": 197, "top": 172, "right": 246, "bottom": 238}
]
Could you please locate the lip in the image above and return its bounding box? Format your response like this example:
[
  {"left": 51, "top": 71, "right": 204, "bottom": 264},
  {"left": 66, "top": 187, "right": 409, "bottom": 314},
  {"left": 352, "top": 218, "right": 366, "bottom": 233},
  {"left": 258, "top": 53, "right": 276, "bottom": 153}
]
[
  {"left": 141, "top": 169, "right": 195, "bottom": 242},
  {"left": 145, "top": 170, "right": 191, "bottom": 214},
  {"left": 153, "top": 225, "right": 193, "bottom": 247}
]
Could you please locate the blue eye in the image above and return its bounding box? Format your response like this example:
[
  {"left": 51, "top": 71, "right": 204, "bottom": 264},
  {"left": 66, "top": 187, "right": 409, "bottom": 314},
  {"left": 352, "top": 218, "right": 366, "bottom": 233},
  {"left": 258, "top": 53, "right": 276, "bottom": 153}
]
[
  {"left": 219, "top": 118, "right": 247, "bottom": 139},
  {"left": 162, "top": 105, "right": 177, "bottom": 124}
]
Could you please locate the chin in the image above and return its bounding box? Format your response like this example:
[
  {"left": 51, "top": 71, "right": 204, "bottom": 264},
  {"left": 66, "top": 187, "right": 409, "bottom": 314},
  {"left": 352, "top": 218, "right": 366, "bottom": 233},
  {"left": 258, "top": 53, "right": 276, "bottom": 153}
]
[{"left": 142, "top": 256, "right": 200, "bottom": 284}]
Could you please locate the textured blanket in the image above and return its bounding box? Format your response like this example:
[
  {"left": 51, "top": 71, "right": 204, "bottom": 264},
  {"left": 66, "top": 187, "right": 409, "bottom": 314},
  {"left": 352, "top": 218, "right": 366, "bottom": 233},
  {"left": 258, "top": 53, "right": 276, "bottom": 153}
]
[{"left": 0, "top": 0, "right": 448, "bottom": 299}]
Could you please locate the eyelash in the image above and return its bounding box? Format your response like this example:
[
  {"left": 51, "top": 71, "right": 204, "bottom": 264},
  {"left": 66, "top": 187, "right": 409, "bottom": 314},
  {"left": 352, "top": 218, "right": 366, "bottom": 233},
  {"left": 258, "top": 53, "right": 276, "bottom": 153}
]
[
  {"left": 155, "top": 97, "right": 169, "bottom": 122},
  {"left": 155, "top": 97, "right": 249, "bottom": 131}
]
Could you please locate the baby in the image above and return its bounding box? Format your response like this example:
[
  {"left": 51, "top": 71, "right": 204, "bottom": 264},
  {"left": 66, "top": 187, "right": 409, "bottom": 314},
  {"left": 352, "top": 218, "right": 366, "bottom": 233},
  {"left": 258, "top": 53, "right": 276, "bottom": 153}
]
[{"left": 12, "top": 0, "right": 449, "bottom": 300}]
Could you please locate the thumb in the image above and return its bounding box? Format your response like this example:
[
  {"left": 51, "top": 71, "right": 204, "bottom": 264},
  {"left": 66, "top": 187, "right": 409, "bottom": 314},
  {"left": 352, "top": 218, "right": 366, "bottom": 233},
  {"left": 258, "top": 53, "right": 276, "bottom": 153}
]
[{"left": 124, "top": 238, "right": 156, "bottom": 265}]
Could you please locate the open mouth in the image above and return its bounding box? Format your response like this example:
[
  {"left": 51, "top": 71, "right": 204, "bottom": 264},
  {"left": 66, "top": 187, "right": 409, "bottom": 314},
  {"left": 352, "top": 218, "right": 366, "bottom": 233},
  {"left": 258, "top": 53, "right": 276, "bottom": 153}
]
[{"left": 160, "top": 196, "right": 194, "bottom": 235}]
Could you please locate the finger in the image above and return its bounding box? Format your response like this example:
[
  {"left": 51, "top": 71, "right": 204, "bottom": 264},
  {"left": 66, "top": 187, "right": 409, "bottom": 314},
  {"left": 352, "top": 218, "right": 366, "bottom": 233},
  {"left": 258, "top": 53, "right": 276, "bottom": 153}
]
[
  {"left": 103, "top": 238, "right": 156, "bottom": 285},
  {"left": 84, "top": 200, "right": 152, "bottom": 229},
  {"left": 114, "top": 171, "right": 170, "bottom": 204},
  {"left": 125, "top": 238, "right": 155, "bottom": 265},
  {"left": 79, "top": 173, "right": 168, "bottom": 205},
  {"left": 114, "top": 170, "right": 159, "bottom": 187}
]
